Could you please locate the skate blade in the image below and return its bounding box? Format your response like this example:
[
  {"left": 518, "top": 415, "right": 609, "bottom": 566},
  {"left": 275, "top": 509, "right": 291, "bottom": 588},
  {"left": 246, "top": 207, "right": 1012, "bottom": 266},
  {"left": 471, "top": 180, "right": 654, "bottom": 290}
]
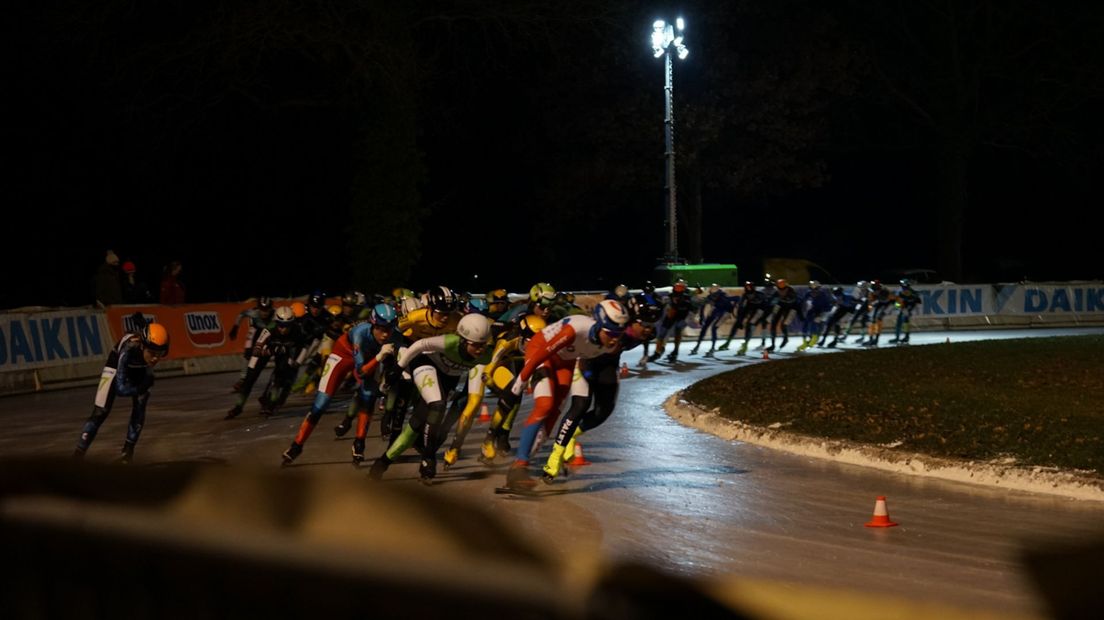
[{"left": 494, "top": 486, "right": 541, "bottom": 497}]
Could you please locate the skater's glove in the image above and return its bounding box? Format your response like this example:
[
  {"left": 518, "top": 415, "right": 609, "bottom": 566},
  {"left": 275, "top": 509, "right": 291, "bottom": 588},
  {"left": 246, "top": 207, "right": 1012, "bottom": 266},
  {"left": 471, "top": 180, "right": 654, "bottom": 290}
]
[
  {"left": 228, "top": 324, "right": 239, "bottom": 340},
  {"left": 510, "top": 378, "right": 525, "bottom": 397},
  {"left": 375, "top": 343, "right": 396, "bottom": 362}
]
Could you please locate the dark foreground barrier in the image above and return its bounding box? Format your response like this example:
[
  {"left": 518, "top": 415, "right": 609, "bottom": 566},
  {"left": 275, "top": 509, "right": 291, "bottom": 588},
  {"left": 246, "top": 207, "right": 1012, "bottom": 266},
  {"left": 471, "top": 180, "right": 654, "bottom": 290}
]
[{"left": 0, "top": 459, "right": 745, "bottom": 620}]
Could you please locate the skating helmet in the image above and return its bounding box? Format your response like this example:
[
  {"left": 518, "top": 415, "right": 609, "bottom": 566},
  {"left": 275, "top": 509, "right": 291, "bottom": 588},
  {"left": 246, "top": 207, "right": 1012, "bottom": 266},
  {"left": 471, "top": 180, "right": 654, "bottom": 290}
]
[
  {"left": 831, "top": 286, "right": 845, "bottom": 296},
  {"left": 871, "top": 280, "right": 883, "bottom": 291},
  {"left": 327, "top": 304, "right": 342, "bottom": 317},
  {"left": 275, "top": 306, "right": 295, "bottom": 327},
  {"left": 672, "top": 279, "right": 688, "bottom": 294},
  {"left": 307, "top": 293, "right": 326, "bottom": 309},
  {"left": 899, "top": 278, "right": 912, "bottom": 288},
  {"left": 743, "top": 281, "right": 755, "bottom": 293},
  {"left": 808, "top": 280, "right": 821, "bottom": 289},
  {"left": 776, "top": 278, "right": 788, "bottom": 289},
  {"left": 341, "top": 290, "right": 359, "bottom": 307},
  {"left": 427, "top": 285, "right": 457, "bottom": 314},
  {"left": 642, "top": 281, "right": 656, "bottom": 296},
  {"left": 141, "top": 323, "right": 170, "bottom": 357},
  {"left": 457, "top": 313, "right": 493, "bottom": 344},
  {"left": 631, "top": 294, "right": 663, "bottom": 323},
  {"left": 485, "top": 289, "right": 509, "bottom": 315},
  {"left": 561, "top": 292, "right": 576, "bottom": 304},
  {"left": 290, "top": 301, "right": 307, "bottom": 318},
  {"left": 465, "top": 296, "right": 489, "bottom": 315},
  {"left": 709, "top": 283, "right": 721, "bottom": 294},
  {"left": 257, "top": 296, "right": 275, "bottom": 320},
  {"left": 529, "top": 282, "right": 557, "bottom": 306},
  {"left": 400, "top": 296, "right": 423, "bottom": 317},
  {"left": 518, "top": 314, "right": 547, "bottom": 340},
  {"left": 593, "top": 299, "right": 630, "bottom": 333},
  {"left": 369, "top": 302, "right": 398, "bottom": 328},
  {"left": 857, "top": 280, "right": 869, "bottom": 289},
  {"left": 613, "top": 284, "right": 629, "bottom": 298}
]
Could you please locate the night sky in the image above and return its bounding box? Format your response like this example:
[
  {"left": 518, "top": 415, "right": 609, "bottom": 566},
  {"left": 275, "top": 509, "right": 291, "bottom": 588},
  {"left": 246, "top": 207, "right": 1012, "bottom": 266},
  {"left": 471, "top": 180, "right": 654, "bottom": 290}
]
[{"left": 5, "top": 1, "right": 1102, "bottom": 309}]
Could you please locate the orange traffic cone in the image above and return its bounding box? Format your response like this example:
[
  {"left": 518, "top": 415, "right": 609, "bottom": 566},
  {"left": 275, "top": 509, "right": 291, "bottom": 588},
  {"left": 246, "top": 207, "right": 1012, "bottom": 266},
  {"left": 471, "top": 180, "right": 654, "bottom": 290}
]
[
  {"left": 570, "top": 442, "right": 592, "bottom": 467},
  {"left": 762, "top": 349, "right": 770, "bottom": 360},
  {"left": 619, "top": 363, "right": 629, "bottom": 378},
  {"left": 478, "top": 403, "right": 491, "bottom": 424},
  {"left": 864, "top": 496, "right": 899, "bottom": 528}
]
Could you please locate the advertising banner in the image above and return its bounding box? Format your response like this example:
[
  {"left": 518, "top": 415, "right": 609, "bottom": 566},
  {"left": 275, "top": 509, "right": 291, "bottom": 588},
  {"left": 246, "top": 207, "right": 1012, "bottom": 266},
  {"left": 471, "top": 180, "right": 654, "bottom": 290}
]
[
  {"left": 912, "top": 283, "right": 1104, "bottom": 320},
  {"left": 105, "top": 302, "right": 255, "bottom": 359},
  {"left": 0, "top": 308, "right": 113, "bottom": 372},
  {"left": 914, "top": 284, "right": 993, "bottom": 317}
]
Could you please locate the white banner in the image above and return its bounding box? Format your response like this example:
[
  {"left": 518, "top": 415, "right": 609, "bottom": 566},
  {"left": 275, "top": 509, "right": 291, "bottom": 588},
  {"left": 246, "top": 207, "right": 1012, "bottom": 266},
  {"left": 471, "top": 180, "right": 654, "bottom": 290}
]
[
  {"left": 0, "top": 308, "right": 113, "bottom": 372},
  {"left": 913, "top": 283, "right": 1104, "bottom": 319}
]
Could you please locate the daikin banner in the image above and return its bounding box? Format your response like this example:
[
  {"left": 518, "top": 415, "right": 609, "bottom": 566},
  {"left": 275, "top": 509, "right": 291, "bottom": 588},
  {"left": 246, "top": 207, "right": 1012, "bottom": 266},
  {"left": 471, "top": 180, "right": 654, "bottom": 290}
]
[
  {"left": 0, "top": 309, "right": 111, "bottom": 371},
  {"left": 913, "top": 283, "right": 1104, "bottom": 319}
]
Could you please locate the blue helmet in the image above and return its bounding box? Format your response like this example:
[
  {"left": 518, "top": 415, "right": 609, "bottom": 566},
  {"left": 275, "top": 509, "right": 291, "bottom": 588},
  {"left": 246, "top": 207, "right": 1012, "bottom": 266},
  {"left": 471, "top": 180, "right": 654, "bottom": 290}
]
[
  {"left": 592, "top": 299, "right": 630, "bottom": 333},
  {"left": 369, "top": 303, "right": 398, "bottom": 328},
  {"left": 465, "top": 297, "right": 489, "bottom": 315}
]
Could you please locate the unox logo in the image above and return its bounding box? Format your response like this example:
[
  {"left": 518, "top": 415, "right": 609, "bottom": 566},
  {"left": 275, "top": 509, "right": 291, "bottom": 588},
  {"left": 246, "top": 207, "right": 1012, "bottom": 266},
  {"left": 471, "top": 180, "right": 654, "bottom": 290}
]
[
  {"left": 122, "top": 314, "right": 157, "bottom": 334},
  {"left": 185, "top": 312, "right": 226, "bottom": 347}
]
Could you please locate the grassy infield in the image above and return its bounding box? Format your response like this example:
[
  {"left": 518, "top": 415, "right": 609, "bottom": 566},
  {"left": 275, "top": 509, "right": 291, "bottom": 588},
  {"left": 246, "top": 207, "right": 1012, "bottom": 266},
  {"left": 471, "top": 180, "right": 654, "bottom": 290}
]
[{"left": 682, "top": 335, "right": 1104, "bottom": 476}]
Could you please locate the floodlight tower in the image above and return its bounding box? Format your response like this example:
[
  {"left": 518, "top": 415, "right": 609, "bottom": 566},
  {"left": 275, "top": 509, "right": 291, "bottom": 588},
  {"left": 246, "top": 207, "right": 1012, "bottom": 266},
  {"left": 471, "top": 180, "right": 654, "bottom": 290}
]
[{"left": 651, "top": 18, "right": 689, "bottom": 263}]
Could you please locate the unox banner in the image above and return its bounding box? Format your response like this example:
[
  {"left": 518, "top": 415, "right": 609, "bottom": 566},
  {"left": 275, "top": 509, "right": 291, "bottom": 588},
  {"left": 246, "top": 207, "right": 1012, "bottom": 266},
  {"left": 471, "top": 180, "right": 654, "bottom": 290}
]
[
  {"left": 0, "top": 308, "right": 112, "bottom": 371},
  {"left": 105, "top": 302, "right": 254, "bottom": 358}
]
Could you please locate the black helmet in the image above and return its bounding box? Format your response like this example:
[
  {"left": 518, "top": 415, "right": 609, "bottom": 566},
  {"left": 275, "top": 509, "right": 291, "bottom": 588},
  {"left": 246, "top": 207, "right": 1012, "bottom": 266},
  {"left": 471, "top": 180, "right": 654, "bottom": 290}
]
[
  {"left": 257, "top": 296, "right": 273, "bottom": 311},
  {"left": 631, "top": 293, "right": 663, "bottom": 323},
  {"left": 341, "top": 290, "right": 359, "bottom": 307},
  {"left": 427, "top": 285, "right": 456, "bottom": 313},
  {"left": 831, "top": 286, "right": 844, "bottom": 295},
  {"left": 307, "top": 293, "right": 325, "bottom": 309},
  {"left": 642, "top": 281, "right": 656, "bottom": 296}
]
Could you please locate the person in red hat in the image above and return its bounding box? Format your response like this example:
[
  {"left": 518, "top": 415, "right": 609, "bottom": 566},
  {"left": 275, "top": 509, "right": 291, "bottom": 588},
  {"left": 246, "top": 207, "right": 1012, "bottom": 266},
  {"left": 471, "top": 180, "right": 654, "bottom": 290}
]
[{"left": 121, "top": 260, "right": 152, "bottom": 303}]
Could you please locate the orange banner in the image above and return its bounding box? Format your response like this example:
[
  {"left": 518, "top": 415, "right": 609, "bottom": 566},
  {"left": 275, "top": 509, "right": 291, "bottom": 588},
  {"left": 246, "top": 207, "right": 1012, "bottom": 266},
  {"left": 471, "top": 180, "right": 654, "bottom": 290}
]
[{"left": 105, "top": 302, "right": 257, "bottom": 359}]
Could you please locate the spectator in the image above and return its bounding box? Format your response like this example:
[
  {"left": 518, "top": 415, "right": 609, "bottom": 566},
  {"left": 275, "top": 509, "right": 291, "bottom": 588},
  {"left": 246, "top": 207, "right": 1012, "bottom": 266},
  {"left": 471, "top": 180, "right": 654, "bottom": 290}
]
[
  {"left": 159, "top": 260, "right": 186, "bottom": 304},
  {"left": 94, "top": 250, "right": 123, "bottom": 307},
  {"left": 122, "top": 260, "right": 153, "bottom": 304}
]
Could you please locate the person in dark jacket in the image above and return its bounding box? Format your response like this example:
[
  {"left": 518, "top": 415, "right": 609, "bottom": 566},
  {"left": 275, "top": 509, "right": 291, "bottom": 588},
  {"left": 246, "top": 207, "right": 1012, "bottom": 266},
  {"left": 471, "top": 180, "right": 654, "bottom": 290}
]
[{"left": 94, "top": 250, "right": 123, "bottom": 307}]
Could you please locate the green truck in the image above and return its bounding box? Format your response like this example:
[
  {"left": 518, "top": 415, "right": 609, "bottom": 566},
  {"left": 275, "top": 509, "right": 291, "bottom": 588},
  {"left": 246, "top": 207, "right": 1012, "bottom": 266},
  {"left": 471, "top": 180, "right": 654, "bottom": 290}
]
[
  {"left": 652, "top": 258, "right": 839, "bottom": 288},
  {"left": 652, "top": 263, "right": 740, "bottom": 287}
]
